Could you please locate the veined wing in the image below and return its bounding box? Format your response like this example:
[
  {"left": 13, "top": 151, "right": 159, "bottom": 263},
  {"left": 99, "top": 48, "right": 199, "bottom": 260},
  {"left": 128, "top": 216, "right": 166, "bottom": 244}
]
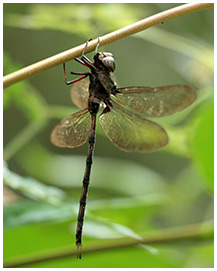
[
  {"left": 99, "top": 101, "right": 168, "bottom": 153},
  {"left": 70, "top": 79, "right": 89, "bottom": 109},
  {"left": 51, "top": 108, "right": 91, "bottom": 148},
  {"left": 114, "top": 85, "right": 196, "bottom": 117}
]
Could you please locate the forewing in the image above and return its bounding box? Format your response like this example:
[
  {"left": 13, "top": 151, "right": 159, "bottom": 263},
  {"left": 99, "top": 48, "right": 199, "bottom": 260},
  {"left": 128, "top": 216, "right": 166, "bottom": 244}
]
[
  {"left": 114, "top": 85, "right": 196, "bottom": 117},
  {"left": 70, "top": 79, "right": 89, "bottom": 109},
  {"left": 51, "top": 108, "right": 91, "bottom": 148},
  {"left": 99, "top": 101, "right": 168, "bottom": 152}
]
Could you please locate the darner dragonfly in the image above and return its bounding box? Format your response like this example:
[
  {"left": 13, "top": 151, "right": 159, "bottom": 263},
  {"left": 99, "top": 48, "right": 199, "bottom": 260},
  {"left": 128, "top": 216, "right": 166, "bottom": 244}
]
[{"left": 51, "top": 38, "right": 196, "bottom": 258}]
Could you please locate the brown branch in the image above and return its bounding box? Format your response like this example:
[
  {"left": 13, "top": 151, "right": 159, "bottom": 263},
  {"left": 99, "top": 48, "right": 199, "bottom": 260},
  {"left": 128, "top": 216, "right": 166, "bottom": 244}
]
[
  {"left": 3, "top": 221, "right": 213, "bottom": 268},
  {"left": 3, "top": 3, "right": 213, "bottom": 89}
]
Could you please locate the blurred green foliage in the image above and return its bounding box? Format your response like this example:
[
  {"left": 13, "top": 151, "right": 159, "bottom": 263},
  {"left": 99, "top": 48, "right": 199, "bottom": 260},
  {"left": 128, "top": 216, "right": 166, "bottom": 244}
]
[{"left": 3, "top": 3, "right": 213, "bottom": 268}]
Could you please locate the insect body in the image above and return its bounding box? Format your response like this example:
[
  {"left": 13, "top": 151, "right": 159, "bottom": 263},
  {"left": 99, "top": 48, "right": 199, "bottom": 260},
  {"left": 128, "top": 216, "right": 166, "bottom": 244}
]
[{"left": 51, "top": 38, "right": 196, "bottom": 258}]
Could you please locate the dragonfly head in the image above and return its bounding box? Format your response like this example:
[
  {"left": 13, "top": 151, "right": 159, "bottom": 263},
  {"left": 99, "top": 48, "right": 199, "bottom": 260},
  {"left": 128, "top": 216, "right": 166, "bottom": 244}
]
[{"left": 94, "top": 52, "right": 115, "bottom": 72}]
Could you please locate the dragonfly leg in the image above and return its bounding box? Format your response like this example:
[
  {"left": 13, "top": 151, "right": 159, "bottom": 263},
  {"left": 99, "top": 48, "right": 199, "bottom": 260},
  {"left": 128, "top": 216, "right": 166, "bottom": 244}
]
[
  {"left": 75, "top": 57, "right": 93, "bottom": 68},
  {"left": 63, "top": 63, "right": 90, "bottom": 85},
  {"left": 95, "top": 37, "right": 100, "bottom": 54},
  {"left": 81, "top": 55, "right": 94, "bottom": 67},
  {"left": 82, "top": 38, "right": 92, "bottom": 56},
  {"left": 70, "top": 71, "right": 89, "bottom": 75},
  {"left": 74, "top": 39, "right": 94, "bottom": 68},
  {"left": 76, "top": 38, "right": 100, "bottom": 69}
]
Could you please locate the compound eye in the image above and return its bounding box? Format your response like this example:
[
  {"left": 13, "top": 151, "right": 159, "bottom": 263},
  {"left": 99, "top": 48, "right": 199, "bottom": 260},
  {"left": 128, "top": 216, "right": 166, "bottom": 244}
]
[
  {"left": 98, "top": 52, "right": 113, "bottom": 60},
  {"left": 102, "top": 52, "right": 113, "bottom": 58},
  {"left": 97, "top": 52, "right": 115, "bottom": 72},
  {"left": 102, "top": 57, "right": 115, "bottom": 72}
]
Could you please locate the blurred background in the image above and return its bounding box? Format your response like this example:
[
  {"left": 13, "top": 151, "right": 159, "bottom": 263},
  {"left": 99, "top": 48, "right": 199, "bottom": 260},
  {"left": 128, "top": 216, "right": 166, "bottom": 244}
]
[{"left": 3, "top": 3, "right": 213, "bottom": 268}]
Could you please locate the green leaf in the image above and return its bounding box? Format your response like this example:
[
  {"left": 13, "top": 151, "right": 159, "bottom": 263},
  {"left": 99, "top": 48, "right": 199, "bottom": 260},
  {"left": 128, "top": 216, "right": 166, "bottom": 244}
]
[
  {"left": 16, "top": 143, "right": 167, "bottom": 196},
  {"left": 190, "top": 98, "right": 214, "bottom": 194},
  {"left": 3, "top": 53, "right": 48, "bottom": 122},
  {"left": 4, "top": 201, "right": 76, "bottom": 229},
  {"left": 136, "top": 28, "right": 214, "bottom": 72},
  {"left": 4, "top": 218, "right": 213, "bottom": 268},
  {"left": 4, "top": 4, "right": 145, "bottom": 38},
  {"left": 3, "top": 162, "right": 66, "bottom": 205}
]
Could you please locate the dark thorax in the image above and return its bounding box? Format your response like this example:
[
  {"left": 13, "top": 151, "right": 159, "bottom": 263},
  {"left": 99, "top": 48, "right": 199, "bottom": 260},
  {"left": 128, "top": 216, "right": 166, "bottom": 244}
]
[{"left": 88, "top": 52, "right": 117, "bottom": 114}]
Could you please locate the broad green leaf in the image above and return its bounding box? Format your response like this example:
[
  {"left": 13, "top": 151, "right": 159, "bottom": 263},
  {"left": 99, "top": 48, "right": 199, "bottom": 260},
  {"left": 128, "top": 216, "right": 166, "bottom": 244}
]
[
  {"left": 4, "top": 218, "right": 213, "bottom": 268},
  {"left": 16, "top": 143, "right": 167, "bottom": 196},
  {"left": 3, "top": 162, "right": 66, "bottom": 205},
  {"left": 190, "top": 98, "right": 214, "bottom": 194},
  {"left": 4, "top": 201, "right": 76, "bottom": 229}
]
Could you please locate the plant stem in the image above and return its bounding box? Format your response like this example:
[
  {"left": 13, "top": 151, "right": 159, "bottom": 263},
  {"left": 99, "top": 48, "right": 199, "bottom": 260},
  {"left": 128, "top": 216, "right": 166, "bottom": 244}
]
[
  {"left": 3, "top": 220, "right": 213, "bottom": 267},
  {"left": 3, "top": 3, "right": 213, "bottom": 89},
  {"left": 3, "top": 120, "right": 47, "bottom": 161}
]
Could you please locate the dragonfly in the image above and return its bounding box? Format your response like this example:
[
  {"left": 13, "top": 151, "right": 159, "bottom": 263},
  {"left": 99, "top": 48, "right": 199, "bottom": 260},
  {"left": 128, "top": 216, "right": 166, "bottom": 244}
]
[{"left": 51, "top": 38, "right": 196, "bottom": 258}]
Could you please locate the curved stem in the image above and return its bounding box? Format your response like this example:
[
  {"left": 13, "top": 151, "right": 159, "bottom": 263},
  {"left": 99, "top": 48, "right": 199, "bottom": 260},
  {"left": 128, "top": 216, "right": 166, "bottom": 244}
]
[
  {"left": 3, "top": 220, "right": 213, "bottom": 267},
  {"left": 3, "top": 120, "right": 47, "bottom": 161},
  {"left": 3, "top": 3, "right": 213, "bottom": 89}
]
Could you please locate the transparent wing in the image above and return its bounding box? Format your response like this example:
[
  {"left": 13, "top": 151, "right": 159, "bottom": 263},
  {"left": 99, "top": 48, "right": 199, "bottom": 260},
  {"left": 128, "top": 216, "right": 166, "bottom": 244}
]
[
  {"left": 51, "top": 108, "right": 91, "bottom": 148},
  {"left": 114, "top": 85, "right": 196, "bottom": 117},
  {"left": 99, "top": 101, "right": 168, "bottom": 152},
  {"left": 70, "top": 79, "right": 89, "bottom": 109}
]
